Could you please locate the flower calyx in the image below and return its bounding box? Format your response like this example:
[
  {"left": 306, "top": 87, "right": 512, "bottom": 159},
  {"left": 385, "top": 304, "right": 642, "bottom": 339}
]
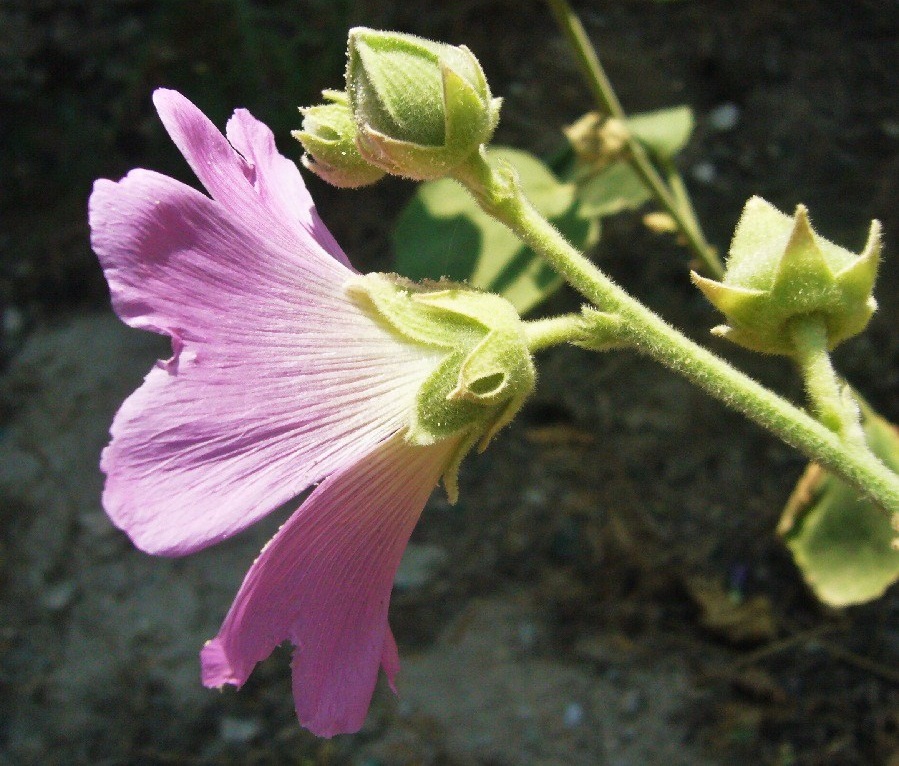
[
  {"left": 346, "top": 27, "right": 502, "bottom": 181},
  {"left": 293, "top": 90, "right": 386, "bottom": 188},
  {"left": 347, "top": 273, "right": 535, "bottom": 499},
  {"left": 691, "top": 196, "right": 880, "bottom": 355}
]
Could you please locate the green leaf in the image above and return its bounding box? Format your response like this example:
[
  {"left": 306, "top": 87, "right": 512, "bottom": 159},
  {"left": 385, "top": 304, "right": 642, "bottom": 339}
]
[
  {"left": 778, "top": 409, "right": 899, "bottom": 607},
  {"left": 627, "top": 105, "right": 695, "bottom": 159},
  {"left": 565, "top": 105, "right": 694, "bottom": 219},
  {"left": 574, "top": 161, "right": 652, "bottom": 218},
  {"left": 393, "top": 146, "right": 599, "bottom": 315}
]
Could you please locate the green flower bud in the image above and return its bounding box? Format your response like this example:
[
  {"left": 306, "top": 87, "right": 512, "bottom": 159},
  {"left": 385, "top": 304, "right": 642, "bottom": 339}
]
[
  {"left": 346, "top": 27, "right": 502, "bottom": 180},
  {"left": 293, "top": 90, "right": 386, "bottom": 188},
  {"left": 346, "top": 273, "right": 534, "bottom": 500},
  {"left": 692, "top": 196, "right": 880, "bottom": 355}
]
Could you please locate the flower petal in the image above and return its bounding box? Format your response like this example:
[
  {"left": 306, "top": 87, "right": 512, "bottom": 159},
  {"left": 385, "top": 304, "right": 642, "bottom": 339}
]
[
  {"left": 152, "top": 88, "right": 351, "bottom": 268},
  {"left": 91, "top": 169, "right": 442, "bottom": 555},
  {"left": 200, "top": 433, "right": 456, "bottom": 737},
  {"left": 224, "top": 106, "right": 348, "bottom": 264},
  {"left": 90, "top": 168, "right": 347, "bottom": 341}
]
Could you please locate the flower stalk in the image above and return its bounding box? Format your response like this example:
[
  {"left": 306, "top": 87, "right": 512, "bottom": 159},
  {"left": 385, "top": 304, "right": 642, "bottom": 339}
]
[
  {"left": 452, "top": 149, "right": 899, "bottom": 516},
  {"left": 523, "top": 314, "right": 587, "bottom": 353},
  {"left": 788, "top": 315, "right": 866, "bottom": 448}
]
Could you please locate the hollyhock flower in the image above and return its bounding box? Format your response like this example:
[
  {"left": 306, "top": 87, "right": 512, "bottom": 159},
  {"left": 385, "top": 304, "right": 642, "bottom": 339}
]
[{"left": 89, "top": 90, "right": 534, "bottom": 736}]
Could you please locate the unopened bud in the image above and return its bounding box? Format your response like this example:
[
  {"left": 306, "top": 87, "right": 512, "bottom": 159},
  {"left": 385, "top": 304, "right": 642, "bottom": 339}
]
[
  {"left": 692, "top": 196, "right": 880, "bottom": 355},
  {"left": 293, "top": 90, "right": 385, "bottom": 188},
  {"left": 346, "top": 27, "right": 502, "bottom": 180}
]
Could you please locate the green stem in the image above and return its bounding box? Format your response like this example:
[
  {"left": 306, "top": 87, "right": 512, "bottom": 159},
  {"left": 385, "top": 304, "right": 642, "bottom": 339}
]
[
  {"left": 543, "top": 0, "right": 624, "bottom": 119},
  {"left": 789, "top": 315, "right": 866, "bottom": 448},
  {"left": 544, "top": 0, "right": 723, "bottom": 277},
  {"left": 524, "top": 314, "right": 587, "bottom": 353},
  {"left": 660, "top": 157, "right": 719, "bottom": 273},
  {"left": 453, "top": 151, "right": 899, "bottom": 515}
]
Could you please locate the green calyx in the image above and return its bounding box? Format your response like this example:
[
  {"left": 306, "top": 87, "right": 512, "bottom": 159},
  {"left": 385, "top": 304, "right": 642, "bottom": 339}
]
[
  {"left": 346, "top": 273, "right": 535, "bottom": 500},
  {"left": 293, "top": 90, "right": 386, "bottom": 188},
  {"left": 692, "top": 196, "right": 880, "bottom": 355},
  {"left": 346, "top": 27, "right": 502, "bottom": 180}
]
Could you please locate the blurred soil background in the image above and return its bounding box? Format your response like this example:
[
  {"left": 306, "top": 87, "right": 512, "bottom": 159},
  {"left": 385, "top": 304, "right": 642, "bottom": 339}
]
[{"left": 2, "top": 1, "right": 899, "bottom": 764}]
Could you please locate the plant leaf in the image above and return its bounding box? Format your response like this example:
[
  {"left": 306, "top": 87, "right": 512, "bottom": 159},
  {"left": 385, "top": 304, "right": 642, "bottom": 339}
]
[
  {"left": 627, "top": 105, "right": 695, "bottom": 159},
  {"left": 393, "top": 146, "right": 599, "bottom": 314},
  {"left": 778, "top": 409, "right": 899, "bottom": 607},
  {"left": 566, "top": 105, "right": 694, "bottom": 218},
  {"left": 574, "top": 161, "right": 653, "bottom": 218}
]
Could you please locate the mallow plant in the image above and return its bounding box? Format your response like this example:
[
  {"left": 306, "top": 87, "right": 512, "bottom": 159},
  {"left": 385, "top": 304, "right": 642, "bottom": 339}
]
[{"left": 90, "top": 0, "right": 898, "bottom": 738}]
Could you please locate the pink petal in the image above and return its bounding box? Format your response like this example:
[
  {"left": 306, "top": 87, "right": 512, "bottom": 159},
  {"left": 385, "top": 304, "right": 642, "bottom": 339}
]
[
  {"left": 90, "top": 169, "right": 441, "bottom": 555},
  {"left": 90, "top": 168, "right": 345, "bottom": 344},
  {"left": 152, "top": 89, "right": 351, "bottom": 268},
  {"left": 201, "top": 433, "right": 457, "bottom": 737},
  {"left": 224, "top": 107, "right": 347, "bottom": 263},
  {"left": 380, "top": 627, "right": 400, "bottom": 694}
]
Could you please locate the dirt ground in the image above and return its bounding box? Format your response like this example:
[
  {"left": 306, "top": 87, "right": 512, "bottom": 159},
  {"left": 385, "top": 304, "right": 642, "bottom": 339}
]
[{"left": 2, "top": 1, "right": 898, "bottom": 764}]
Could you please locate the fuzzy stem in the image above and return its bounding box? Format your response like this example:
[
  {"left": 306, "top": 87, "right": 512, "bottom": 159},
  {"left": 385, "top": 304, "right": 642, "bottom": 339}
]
[
  {"left": 453, "top": 150, "right": 899, "bottom": 515},
  {"left": 524, "top": 314, "right": 588, "bottom": 353},
  {"left": 789, "top": 315, "right": 866, "bottom": 448},
  {"left": 660, "top": 157, "right": 718, "bottom": 273},
  {"left": 543, "top": 0, "right": 624, "bottom": 119},
  {"left": 544, "top": 0, "right": 723, "bottom": 277}
]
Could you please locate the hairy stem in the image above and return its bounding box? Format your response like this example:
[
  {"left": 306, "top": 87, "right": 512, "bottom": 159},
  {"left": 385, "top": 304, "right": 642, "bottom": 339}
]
[
  {"left": 454, "top": 151, "right": 899, "bottom": 515},
  {"left": 523, "top": 314, "right": 588, "bottom": 353},
  {"left": 789, "top": 315, "right": 866, "bottom": 448}
]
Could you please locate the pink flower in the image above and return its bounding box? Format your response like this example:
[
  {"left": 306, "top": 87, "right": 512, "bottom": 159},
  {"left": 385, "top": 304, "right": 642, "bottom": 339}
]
[{"left": 89, "top": 89, "right": 462, "bottom": 736}]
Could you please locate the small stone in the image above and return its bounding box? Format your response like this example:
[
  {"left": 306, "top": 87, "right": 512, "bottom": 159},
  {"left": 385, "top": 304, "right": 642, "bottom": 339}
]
[
  {"left": 707, "top": 103, "right": 740, "bottom": 132},
  {"left": 521, "top": 486, "right": 547, "bottom": 506},
  {"left": 691, "top": 161, "right": 717, "bottom": 185},
  {"left": 517, "top": 621, "right": 539, "bottom": 651},
  {"left": 393, "top": 544, "right": 448, "bottom": 592},
  {"left": 41, "top": 581, "right": 77, "bottom": 612},
  {"left": 880, "top": 119, "right": 899, "bottom": 139},
  {"left": 563, "top": 701, "right": 585, "bottom": 728},
  {"left": 620, "top": 688, "right": 644, "bottom": 716},
  {"left": 3, "top": 305, "right": 24, "bottom": 336},
  {"left": 219, "top": 716, "right": 262, "bottom": 744}
]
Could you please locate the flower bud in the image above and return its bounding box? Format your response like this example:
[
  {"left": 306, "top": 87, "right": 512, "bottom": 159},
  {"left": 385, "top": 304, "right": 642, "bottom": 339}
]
[
  {"left": 564, "top": 112, "right": 629, "bottom": 170},
  {"left": 692, "top": 196, "right": 880, "bottom": 355},
  {"left": 346, "top": 27, "right": 502, "bottom": 180},
  {"left": 293, "top": 90, "right": 386, "bottom": 188},
  {"left": 346, "top": 273, "right": 534, "bottom": 500}
]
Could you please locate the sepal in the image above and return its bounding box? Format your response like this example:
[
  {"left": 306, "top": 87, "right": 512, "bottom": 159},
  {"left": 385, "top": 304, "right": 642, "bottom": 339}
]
[
  {"left": 346, "top": 274, "right": 535, "bottom": 465},
  {"left": 692, "top": 196, "right": 880, "bottom": 355}
]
